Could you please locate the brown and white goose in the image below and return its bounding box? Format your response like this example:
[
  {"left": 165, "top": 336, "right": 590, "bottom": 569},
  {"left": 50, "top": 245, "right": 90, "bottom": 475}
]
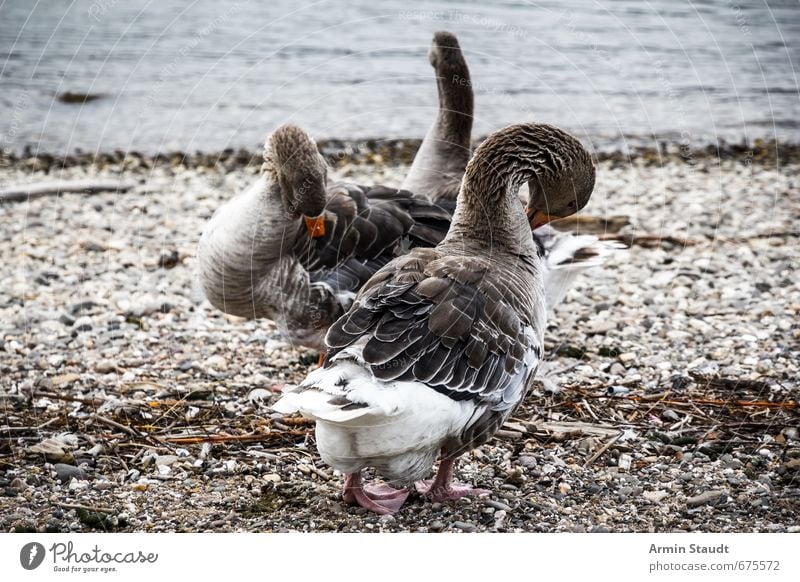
[
  {"left": 196, "top": 124, "right": 451, "bottom": 351},
  {"left": 402, "top": 31, "right": 621, "bottom": 312},
  {"left": 196, "top": 32, "right": 609, "bottom": 356},
  {"left": 273, "top": 122, "right": 595, "bottom": 514}
]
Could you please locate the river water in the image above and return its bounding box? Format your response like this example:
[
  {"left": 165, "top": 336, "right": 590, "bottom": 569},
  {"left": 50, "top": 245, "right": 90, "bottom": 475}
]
[{"left": 1, "top": 0, "right": 798, "bottom": 154}]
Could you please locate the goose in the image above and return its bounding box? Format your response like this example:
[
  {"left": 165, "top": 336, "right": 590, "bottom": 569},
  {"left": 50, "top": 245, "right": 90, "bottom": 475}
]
[
  {"left": 401, "top": 31, "right": 473, "bottom": 202},
  {"left": 402, "top": 31, "right": 621, "bottom": 313},
  {"left": 196, "top": 32, "right": 610, "bottom": 356},
  {"left": 273, "top": 122, "right": 595, "bottom": 514},
  {"left": 196, "top": 124, "right": 452, "bottom": 352},
  {"left": 196, "top": 33, "right": 473, "bottom": 353}
]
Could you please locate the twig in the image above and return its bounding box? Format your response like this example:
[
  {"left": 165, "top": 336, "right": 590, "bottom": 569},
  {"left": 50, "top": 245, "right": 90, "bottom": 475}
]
[
  {"left": 56, "top": 502, "right": 115, "bottom": 514},
  {"left": 158, "top": 430, "right": 308, "bottom": 445},
  {"left": 584, "top": 431, "right": 623, "bottom": 467},
  {"left": 744, "top": 231, "right": 800, "bottom": 240},
  {"left": 0, "top": 180, "right": 135, "bottom": 203},
  {"left": 0, "top": 417, "right": 59, "bottom": 434},
  {"left": 599, "top": 233, "right": 697, "bottom": 248},
  {"left": 91, "top": 414, "right": 141, "bottom": 437},
  {"left": 580, "top": 399, "right": 599, "bottom": 422}
]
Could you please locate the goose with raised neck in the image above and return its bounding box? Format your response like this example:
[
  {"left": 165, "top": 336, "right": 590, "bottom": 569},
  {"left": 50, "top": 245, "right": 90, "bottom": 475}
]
[{"left": 401, "top": 31, "right": 473, "bottom": 202}]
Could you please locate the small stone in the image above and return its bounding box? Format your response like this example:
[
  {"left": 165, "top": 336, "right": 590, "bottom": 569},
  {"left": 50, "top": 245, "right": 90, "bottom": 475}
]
[
  {"left": 9, "top": 478, "right": 27, "bottom": 492},
  {"left": 485, "top": 499, "right": 511, "bottom": 512},
  {"left": 618, "top": 352, "right": 637, "bottom": 365},
  {"left": 28, "top": 438, "right": 70, "bottom": 461},
  {"left": 54, "top": 463, "right": 87, "bottom": 484},
  {"left": 263, "top": 473, "right": 281, "bottom": 483},
  {"left": 505, "top": 468, "right": 525, "bottom": 486},
  {"left": 429, "top": 520, "right": 444, "bottom": 532},
  {"left": 589, "top": 320, "right": 617, "bottom": 334},
  {"left": 609, "top": 363, "right": 625, "bottom": 376},
  {"left": 206, "top": 355, "right": 227, "bottom": 371},
  {"left": 155, "top": 455, "right": 180, "bottom": 467},
  {"left": 69, "top": 300, "right": 99, "bottom": 315},
  {"left": 51, "top": 373, "right": 81, "bottom": 387},
  {"left": 158, "top": 250, "right": 181, "bottom": 269},
  {"left": 59, "top": 313, "right": 76, "bottom": 326},
  {"left": 94, "top": 359, "right": 118, "bottom": 374},
  {"left": 72, "top": 316, "right": 93, "bottom": 332},
  {"left": 687, "top": 489, "right": 727, "bottom": 508},
  {"left": 86, "top": 444, "right": 104, "bottom": 457},
  {"left": 661, "top": 409, "right": 680, "bottom": 422},
  {"left": 643, "top": 490, "right": 668, "bottom": 503},
  {"left": 453, "top": 521, "right": 477, "bottom": 532},
  {"left": 782, "top": 459, "right": 800, "bottom": 472}
]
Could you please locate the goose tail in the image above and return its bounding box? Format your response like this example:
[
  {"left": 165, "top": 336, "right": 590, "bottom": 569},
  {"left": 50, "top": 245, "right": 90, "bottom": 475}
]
[{"left": 536, "top": 225, "right": 625, "bottom": 309}]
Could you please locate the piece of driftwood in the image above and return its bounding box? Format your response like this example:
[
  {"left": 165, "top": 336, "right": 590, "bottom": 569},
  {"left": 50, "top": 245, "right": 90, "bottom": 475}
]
[
  {"left": 0, "top": 180, "right": 135, "bottom": 203},
  {"left": 551, "top": 214, "right": 632, "bottom": 234},
  {"left": 598, "top": 232, "right": 697, "bottom": 248},
  {"left": 534, "top": 420, "right": 620, "bottom": 439}
]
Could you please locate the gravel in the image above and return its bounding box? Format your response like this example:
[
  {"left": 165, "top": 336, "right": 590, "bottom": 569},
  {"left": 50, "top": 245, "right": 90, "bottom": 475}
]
[{"left": 0, "top": 153, "right": 798, "bottom": 532}]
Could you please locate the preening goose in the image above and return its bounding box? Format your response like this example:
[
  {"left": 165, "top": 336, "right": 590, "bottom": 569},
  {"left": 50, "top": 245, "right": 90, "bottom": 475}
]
[
  {"left": 273, "top": 122, "right": 595, "bottom": 514},
  {"left": 196, "top": 32, "right": 610, "bottom": 355},
  {"left": 197, "top": 124, "right": 452, "bottom": 351}
]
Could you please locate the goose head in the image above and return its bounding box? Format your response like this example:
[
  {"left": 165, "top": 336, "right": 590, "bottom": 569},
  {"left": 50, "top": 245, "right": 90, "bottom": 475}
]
[
  {"left": 522, "top": 126, "right": 595, "bottom": 229},
  {"left": 428, "top": 31, "right": 473, "bottom": 143},
  {"left": 263, "top": 124, "right": 329, "bottom": 238},
  {"left": 451, "top": 123, "right": 595, "bottom": 252},
  {"left": 429, "top": 31, "right": 468, "bottom": 76}
]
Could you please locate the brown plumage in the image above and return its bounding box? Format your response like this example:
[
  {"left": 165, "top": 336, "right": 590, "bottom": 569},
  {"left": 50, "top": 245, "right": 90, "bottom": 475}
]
[
  {"left": 274, "top": 122, "right": 595, "bottom": 514},
  {"left": 197, "top": 124, "right": 453, "bottom": 350},
  {"left": 401, "top": 31, "right": 473, "bottom": 202}
]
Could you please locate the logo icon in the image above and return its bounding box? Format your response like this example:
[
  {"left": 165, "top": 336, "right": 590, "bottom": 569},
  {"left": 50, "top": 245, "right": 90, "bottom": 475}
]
[{"left": 20, "top": 542, "right": 46, "bottom": 570}]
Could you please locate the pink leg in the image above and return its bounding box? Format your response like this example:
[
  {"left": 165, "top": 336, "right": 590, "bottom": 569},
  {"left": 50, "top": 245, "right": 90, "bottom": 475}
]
[
  {"left": 342, "top": 472, "right": 410, "bottom": 515},
  {"left": 415, "top": 457, "right": 490, "bottom": 502}
]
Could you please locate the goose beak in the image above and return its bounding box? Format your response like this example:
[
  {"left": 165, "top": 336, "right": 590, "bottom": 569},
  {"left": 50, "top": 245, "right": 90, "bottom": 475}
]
[
  {"left": 525, "top": 207, "right": 557, "bottom": 230},
  {"left": 303, "top": 214, "right": 326, "bottom": 238}
]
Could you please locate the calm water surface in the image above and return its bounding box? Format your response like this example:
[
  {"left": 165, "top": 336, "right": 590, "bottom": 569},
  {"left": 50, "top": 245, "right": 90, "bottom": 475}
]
[{"left": 1, "top": 0, "right": 798, "bottom": 154}]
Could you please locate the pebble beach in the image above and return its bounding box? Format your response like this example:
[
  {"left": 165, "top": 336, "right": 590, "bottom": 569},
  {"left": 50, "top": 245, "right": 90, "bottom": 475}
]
[{"left": 0, "top": 146, "right": 798, "bottom": 533}]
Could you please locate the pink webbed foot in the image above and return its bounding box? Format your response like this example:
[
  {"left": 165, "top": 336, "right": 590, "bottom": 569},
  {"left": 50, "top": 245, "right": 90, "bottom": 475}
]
[
  {"left": 415, "top": 457, "right": 491, "bottom": 502},
  {"left": 342, "top": 473, "right": 410, "bottom": 515}
]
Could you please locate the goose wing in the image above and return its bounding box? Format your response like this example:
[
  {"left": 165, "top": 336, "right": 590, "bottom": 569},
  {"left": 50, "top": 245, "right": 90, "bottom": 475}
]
[{"left": 326, "top": 246, "right": 544, "bottom": 446}]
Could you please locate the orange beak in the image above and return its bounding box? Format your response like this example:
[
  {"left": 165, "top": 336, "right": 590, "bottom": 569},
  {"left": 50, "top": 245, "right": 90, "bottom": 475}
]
[
  {"left": 525, "top": 207, "right": 557, "bottom": 230},
  {"left": 303, "top": 215, "right": 326, "bottom": 238}
]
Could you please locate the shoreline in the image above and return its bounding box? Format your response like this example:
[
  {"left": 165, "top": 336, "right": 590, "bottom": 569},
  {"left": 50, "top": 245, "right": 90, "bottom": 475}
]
[
  {"left": 1, "top": 157, "right": 797, "bottom": 533},
  {"left": 2, "top": 137, "right": 798, "bottom": 174}
]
